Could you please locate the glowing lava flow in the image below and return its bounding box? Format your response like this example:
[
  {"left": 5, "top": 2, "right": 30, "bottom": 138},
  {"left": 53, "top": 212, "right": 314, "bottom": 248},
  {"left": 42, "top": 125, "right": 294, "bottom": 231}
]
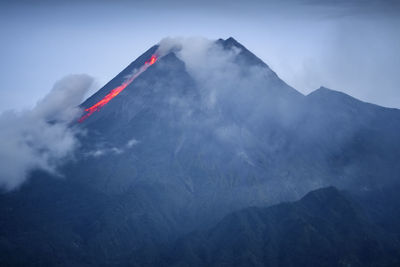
[{"left": 78, "top": 55, "right": 158, "bottom": 123}]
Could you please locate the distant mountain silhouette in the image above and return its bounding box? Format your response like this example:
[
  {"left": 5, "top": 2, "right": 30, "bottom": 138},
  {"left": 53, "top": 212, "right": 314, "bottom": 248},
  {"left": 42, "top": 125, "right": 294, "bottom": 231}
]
[{"left": 167, "top": 186, "right": 400, "bottom": 267}]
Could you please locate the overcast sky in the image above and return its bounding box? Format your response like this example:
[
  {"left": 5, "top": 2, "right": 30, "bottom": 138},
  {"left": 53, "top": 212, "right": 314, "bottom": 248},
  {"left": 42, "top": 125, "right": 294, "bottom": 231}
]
[{"left": 0, "top": 0, "right": 399, "bottom": 111}]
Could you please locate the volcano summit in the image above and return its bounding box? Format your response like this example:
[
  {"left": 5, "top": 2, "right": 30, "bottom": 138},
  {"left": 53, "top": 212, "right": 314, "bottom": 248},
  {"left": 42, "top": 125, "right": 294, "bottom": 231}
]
[{"left": 1, "top": 37, "right": 400, "bottom": 266}]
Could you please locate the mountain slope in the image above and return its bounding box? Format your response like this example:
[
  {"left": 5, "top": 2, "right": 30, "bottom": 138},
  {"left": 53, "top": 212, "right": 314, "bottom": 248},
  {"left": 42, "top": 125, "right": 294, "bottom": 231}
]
[
  {"left": 168, "top": 187, "right": 400, "bottom": 267},
  {"left": 70, "top": 37, "right": 400, "bottom": 200},
  {"left": 0, "top": 37, "right": 400, "bottom": 266}
]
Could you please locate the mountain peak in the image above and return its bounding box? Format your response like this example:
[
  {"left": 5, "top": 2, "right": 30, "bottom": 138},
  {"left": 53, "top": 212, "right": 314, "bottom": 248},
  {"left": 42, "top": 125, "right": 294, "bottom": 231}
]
[
  {"left": 214, "top": 37, "right": 247, "bottom": 51},
  {"left": 223, "top": 37, "right": 243, "bottom": 48},
  {"left": 226, "top": 36, "right": 237, "bottom": 42},
  {"left": 307, "top": 86, "right": 385, "bottom": 110},
  {"left": 309, "top": 86, "right": 338, "bottom": 95}
]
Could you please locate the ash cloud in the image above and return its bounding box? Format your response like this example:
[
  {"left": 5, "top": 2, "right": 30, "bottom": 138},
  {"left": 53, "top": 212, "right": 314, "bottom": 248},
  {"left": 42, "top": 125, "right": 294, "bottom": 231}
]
[
  {"left": 0, "top": 74, "right": 93, "bottom": 190},
  {"left": 154, "top": 38, "right": 290, "bottom": 170},
  {"left": 153, "top": 37, "right": 384, "bottom": 202},
  {"left": 156, "top": 37, "right": 291, "bottom": 133}
]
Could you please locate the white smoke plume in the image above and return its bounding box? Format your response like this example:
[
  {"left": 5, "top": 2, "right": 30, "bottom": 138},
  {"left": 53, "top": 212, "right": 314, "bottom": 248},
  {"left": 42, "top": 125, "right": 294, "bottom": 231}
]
[
  {"left": 0, "top": 74, "right": 93, "bottom": 190},
  {"left": 156, "top": 37, "right": 280, "bottom": 138},
  {"left": 85, "top": 137, "right": 140, "bottom": 158}
]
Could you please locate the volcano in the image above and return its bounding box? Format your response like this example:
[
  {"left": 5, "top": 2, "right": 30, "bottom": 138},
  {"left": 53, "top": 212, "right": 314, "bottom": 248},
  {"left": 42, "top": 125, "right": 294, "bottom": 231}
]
[{"left": 1, "top": 37, "right": 400, "bottom": 266}]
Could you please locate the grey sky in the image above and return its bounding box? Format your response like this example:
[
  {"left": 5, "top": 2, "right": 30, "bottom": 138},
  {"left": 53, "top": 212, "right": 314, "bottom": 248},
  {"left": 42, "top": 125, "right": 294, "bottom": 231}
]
[{"left": 0, "top": 0, "right": 399, "bottom": 112}]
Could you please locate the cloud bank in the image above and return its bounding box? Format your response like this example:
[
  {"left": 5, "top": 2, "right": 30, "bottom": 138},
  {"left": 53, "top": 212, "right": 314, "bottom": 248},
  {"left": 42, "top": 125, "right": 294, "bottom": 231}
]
[{"left": 0, "top": 74, "right": 93, "bottom": 190}]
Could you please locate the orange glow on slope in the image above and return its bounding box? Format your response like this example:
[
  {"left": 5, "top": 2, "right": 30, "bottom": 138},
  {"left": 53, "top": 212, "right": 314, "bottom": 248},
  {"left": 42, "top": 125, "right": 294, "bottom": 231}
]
[{"left": 79, "top": 55, "right": 158, "bottom": 123}]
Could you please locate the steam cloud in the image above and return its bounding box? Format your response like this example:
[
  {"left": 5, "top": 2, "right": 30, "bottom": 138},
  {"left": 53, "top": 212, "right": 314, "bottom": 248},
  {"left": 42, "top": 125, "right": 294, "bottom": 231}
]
[
  {"left": 153, "top": 37, "right": 340, "bottom": 201},
  {"left": 157, "top": 37, "right": 287, "bottom": 141},
  {"left": 0, "top": 74, "right": 93, "bottom": 190},
  {"left": 85, "top": 138, "right": 139, "bottom": 158}
]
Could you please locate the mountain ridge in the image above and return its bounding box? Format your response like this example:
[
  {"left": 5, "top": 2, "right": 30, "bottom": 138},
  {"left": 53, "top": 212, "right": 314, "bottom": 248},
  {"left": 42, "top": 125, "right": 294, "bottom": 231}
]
[{"left": 165, "top": 186, "right": 400, "bottom": 267}]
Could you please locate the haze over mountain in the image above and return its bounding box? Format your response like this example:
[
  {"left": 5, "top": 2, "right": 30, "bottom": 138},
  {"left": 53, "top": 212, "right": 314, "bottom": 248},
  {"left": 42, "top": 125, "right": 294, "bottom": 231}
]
[{"left": 0, "top": 37, "right": 399, "bottom": 266}]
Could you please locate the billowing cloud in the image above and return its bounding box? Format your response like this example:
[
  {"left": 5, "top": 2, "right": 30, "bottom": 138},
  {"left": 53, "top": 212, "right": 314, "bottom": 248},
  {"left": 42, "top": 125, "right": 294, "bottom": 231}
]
[
  {"left": 157, "top": 37, "right": 284, "bottom": 122},
  {"left": 0, "top": 74, "right": 93, "bottom": 190}
]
